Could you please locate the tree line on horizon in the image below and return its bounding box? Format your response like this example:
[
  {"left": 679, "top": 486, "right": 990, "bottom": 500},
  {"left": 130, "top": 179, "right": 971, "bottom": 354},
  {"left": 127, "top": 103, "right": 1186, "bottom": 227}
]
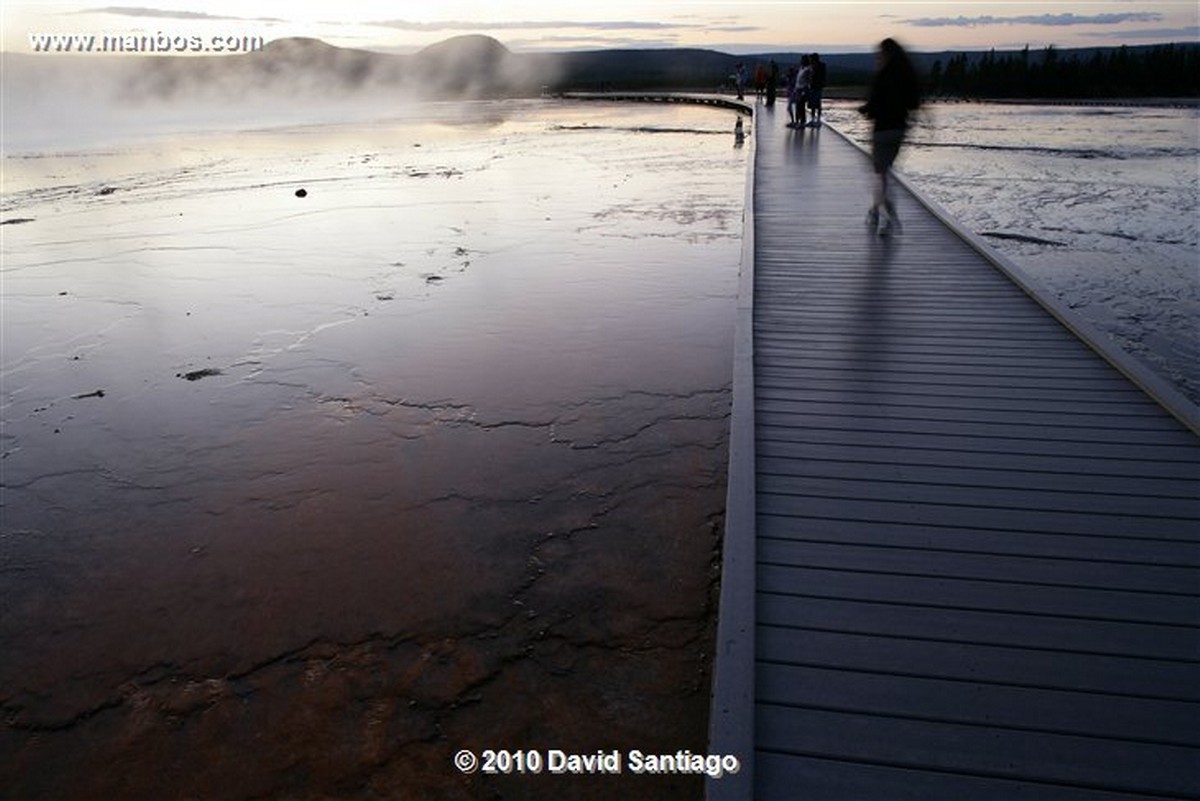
[
  {"left": 544, "top": 41, "right": 1199, "bottom": 100},
  {"left": 924, "top": 43, "right": 1199, "bottom": 99}
]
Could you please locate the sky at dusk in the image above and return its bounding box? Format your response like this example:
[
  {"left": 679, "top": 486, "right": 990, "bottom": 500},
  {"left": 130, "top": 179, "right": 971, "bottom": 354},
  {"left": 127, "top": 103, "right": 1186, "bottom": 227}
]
[{"left": 4, "top": 1, "right": 1199, "bottom": 54}]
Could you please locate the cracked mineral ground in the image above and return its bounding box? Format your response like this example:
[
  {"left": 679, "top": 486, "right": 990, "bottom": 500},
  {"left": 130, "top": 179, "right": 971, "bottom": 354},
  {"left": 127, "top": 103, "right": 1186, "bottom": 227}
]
[{"left": 0, "top": 100, "right": 747, "bottom": 799}]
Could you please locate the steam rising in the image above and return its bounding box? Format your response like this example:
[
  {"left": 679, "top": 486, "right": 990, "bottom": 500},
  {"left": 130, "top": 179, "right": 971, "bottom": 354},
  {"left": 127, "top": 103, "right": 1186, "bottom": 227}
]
[{"left": 2, "top": 36, "right": 560, "bottom": 151}]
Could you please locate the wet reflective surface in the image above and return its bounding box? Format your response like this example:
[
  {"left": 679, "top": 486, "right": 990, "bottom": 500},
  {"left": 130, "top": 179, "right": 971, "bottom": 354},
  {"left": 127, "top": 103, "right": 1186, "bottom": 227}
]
[
  {"left": 1, "top": 100, "right": 746, "bottom": 799},
  {"left": 830, "top": 100, "right": 1200, "bottom": 406}
]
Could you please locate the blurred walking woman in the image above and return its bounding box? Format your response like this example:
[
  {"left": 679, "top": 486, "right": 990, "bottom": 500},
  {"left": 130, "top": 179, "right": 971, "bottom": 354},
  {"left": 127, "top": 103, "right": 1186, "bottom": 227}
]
[{"left": 859, "top": 38, "right": 921, "bottom": 235}]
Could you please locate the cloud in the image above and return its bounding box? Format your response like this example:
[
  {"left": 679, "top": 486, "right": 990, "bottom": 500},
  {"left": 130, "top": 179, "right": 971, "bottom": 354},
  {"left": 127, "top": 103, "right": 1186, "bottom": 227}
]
[
  {"left": 365, "top": 18, "right": 760, "bottom": 34},
  {"left": 82, "top": 6, "right": 284, "bottom": 23},
  {"left": 369, "top": 18, "right": 700, "bottom": 32},
  {"left": 503, "top": 34, "right": 684, "bottom": 51},
  {"left": 904, "top": 12, "right": 1163, "bottom": 28},
  {"left": 380, "top": 18, "right": 764, "bottom": 52},
  {"left": 1083, "top": 25, "right": 1200, "bottom": 40}
]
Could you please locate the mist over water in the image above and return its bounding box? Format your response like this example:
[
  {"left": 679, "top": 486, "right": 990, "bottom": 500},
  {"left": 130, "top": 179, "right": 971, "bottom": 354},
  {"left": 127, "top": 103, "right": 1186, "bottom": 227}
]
[
  {"left": 1, "top": 57, "right": 377, "bottom": 152},
  {"left": 2, "top": 36, "right": 559, "bottom": 152}
]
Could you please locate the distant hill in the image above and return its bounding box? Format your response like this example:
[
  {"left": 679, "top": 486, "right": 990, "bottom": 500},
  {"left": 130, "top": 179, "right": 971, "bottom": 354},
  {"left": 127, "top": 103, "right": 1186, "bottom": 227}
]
[{"left": 544, "top": 48, "right": 755, "bottom": 92}]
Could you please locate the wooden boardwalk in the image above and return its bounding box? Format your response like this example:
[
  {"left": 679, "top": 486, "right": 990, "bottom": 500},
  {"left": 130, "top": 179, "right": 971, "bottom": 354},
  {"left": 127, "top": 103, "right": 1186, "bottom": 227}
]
[
  {"left": 560, "top": 91, "right": 753, "bottom": 114},
  {"left": 708, "top": 105, "right": 1200, "bottom": 800}
]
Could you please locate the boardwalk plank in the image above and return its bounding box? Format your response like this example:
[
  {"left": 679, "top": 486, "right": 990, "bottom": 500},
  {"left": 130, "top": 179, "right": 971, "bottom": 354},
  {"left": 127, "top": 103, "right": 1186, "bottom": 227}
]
[
  {"left": 756, "top": 705, "right": 1200, "bottom": 799},
  {"left": 757, "top": 494, "right": 1191, "bottom": 540},
  {"left": 755, "top": 377, "right": 1151, "bottom": 402},
  {"left": 757, "top": 471, "right": 1199, "bottom": 518},
  {"left": 757, "top": 423, "right": 1199, "bottom": 466},
  {"left": 756, "top": 447, "right": 1199, "bottom": 495},
  {"left": 758, "top": 398, "right": 1181, "bottom": 431},
  {"left": 756, "top": 662, "right": 1200, "bottom": 746},
  {"left": 756, "top": 367, "right": 1158, "bottom": 396},
  {"left": 757, "top": 536, "right": 1200, "bottom": 593},
  {"left": 757, "top": 624, "right": 1200, "bottom": 702},
  {"left": 757, "top": 593, "right": 1200, "bottom": 661},
  {"left": 754, "top": 752, "right": 1158, "bottom": 801},
  {"left": 757, "top": 410, "right": 1192, "bottom": 446},
  {"left": 757, "top": 563, "right": 1200, "bottom": 624},
  {"left": 758, "top": 520, "right": 1200, "bottom": 567}
]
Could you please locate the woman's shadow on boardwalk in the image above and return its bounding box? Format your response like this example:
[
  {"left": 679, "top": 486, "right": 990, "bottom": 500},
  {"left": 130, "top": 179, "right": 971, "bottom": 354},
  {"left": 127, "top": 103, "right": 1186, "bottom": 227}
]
[{"left": 850, "top": 206, "right": 907, "bottom": 396}]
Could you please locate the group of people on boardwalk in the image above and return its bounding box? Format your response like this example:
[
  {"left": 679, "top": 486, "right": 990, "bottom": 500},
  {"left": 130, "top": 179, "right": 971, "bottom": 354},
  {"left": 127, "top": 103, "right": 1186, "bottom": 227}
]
[
  {"left": 738, "top": 39, "right": 921, "bottom": 237},
  {"left": 737, "top": 54, "right": 823, "bottom": 124}
]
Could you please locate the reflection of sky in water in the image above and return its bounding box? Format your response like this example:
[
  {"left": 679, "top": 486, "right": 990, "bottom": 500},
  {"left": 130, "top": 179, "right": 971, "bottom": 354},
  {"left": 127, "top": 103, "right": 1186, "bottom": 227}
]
[
  {"left": 2, "top": 100, "right": 744, "bottom": 422},
  {"left": 827, "top": 99, "right": 1199, "bottom": 405},
  {"left": 0, "top": 101, "right": 744, "bottom": 798}
]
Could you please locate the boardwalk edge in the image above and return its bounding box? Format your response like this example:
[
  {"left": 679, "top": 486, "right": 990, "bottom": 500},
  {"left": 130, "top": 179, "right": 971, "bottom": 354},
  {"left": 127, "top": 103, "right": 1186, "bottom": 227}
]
[{"left": 706, "top": 99, "right": 758, "bottom": 801}]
